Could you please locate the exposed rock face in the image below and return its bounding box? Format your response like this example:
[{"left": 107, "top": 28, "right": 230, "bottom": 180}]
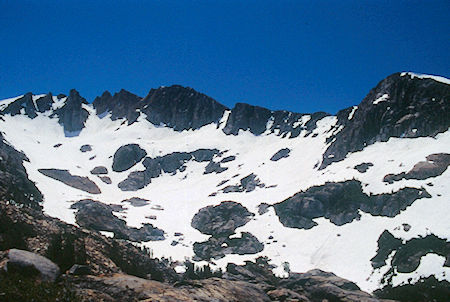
[
  {"left": 193, "top": 232, "right": 264, "bottom": 260},
  {"left": 38, "top": 169, "right": 101, "bottom": 194},
  {"left": 1, "top": 93, "right": 37, "bottom": 118},
  {"left": 0, "top": 133, "right": 42, "bottom": 209},
  {"left": 224, "top": 258, "right": 381, "bottom": 302},
  {"left": 223, "top": 103, "right": 273, "bottom": 135},
  {"left": 93, "top": 89, "right": 142, "bottom": 123},
  {"left": 191, "top": 201, "right": 254, "bottom": 237},
  {"left": 270, "top": 148, "right": 291, "bottom": 161},
  {"left": 6, "top": 249, "right": 60, "bottom": 282},
  {"left": 121, "top": 197, "right": 150, "bottom": 207},
  {"left": 71, "top": 199, "right": 165, "bottom": 242},
  {"left": 279, "top": 269, "right": 380, "bottom": 302},
  {"left": 141, "top": 85, "right": 228, "bottom": 131},
  {"left": 112, "top": 144, "right": 147, "bottom": 172},
  {"left": 273, "top": 180, "right": 431, "bottom": 229},
  {"left": 80, "top": 144, "right": 92, "bottom": 152},
  {"left": 371, "top": 230, "right": 450, "bottom": 273},
  {"left": 90, "top": 166, "right": 108, "bottom": 175},
  {"left": 220, "top": 155, "right": 236, "bottom": 163},
  {"left": 222, "top": 102, "right": 329, "bottom": 138},
  {"left": 204, "top": 160, "right": 228, "bottom": 174},
  {"left": 70, "top": 274, "right": 271, "bottom": 302},
  {"left": 191, "top": 202, "right": 262, "bottom": 260},
  {"left": 222, "top": 173, "right": 265, "bottom": 193},
  {"left": 374, "top": 276, "right": 450, "bottom": 302},
  {"left": 119, "top": 149, "right": 220, "bottom": 191},
  {"left": 99, "top": 176, "right": 112, "bottom": 184},
  {"left": 354, "top": 162, "right": 374, "bottom": 173},
  {"left": 384, "top": 153, "right": 450, "bottom": 183},
  {"left": 321, "top": 73, "right": 450, "bottom": 169},
  {"left": 53, "top": 89, "right": 89, "bottom": 134},
  {"left": 35, "top": 93, "right": 54, "bottom": 112}
]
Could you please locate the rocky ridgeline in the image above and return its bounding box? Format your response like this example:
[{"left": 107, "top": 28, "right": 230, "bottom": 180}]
[
  {"left": 2, "top": 73, "right": 448, "bottom": 167},
  {"left": 321, "top": 73, "right": 450, "bottom": 169}
]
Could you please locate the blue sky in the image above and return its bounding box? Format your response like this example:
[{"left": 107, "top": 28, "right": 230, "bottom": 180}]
[{"left": 1, "top": 0, "right": 449, "bottom": 114}]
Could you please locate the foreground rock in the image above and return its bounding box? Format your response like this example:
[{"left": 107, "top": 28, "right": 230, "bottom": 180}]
[
  {"left": 5, "top": 249, "right": 60, "bottom": 282},
  {"left": 38, "top": 168, "right": 101, "bottom": 194}
]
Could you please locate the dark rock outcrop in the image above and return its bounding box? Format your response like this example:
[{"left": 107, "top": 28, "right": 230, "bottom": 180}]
[
  {"left": 71, "top": 199, "right": 164, "bottom": 242},
  {"left": 35, "top": 93, "right": 54, "bottom": 112},
  {"left": 222, "top": 103, "right": 328, "bottom": 138},
  {"left": 1, "top": 93, "right": 37, "bottom": 118},
  {"left": 193, "top": 232, "right": 263, "bottom": 260},
  {"left": 80, "top": 144, "right": 92, "bottom": 152},
  {"left": 119, "top": 149, "right": 220, "bottom": 191},
  {"left": 223, "top": 103, "right": 272, "bottom": 135},
  {"left": 223, "top": 173, "right": 265, "bottom": 193},
  {"left": 141, "top": 85, "right": 228, "bottom": 131},
  {"left": 93, "top": 89, "right": 142, "bottom": 123},
  {"left": 5, "top": 249, "right": 60, "bottom": 282},
  {"left": 191, "top": 202, "right": 262, "bottom": 260},
  {"left": 204, "top": 160, "right": 228, "bottom": 174},
  {"left": 371, "top": 230, "right": 450, "bottom": 273},
  {"left": 99, "top": 176, "right": 112, "bottom": 184},
  {"left": 38, "top": 169, "right": 101, "bottom": 194},
  {"left": 354, "top": 162, "right": 374, "bottom": 173},
  {"left": 90, "top": 166, "right": 108, "bottom": 175},
  {"left": 384, "top": 153, "right": 450, "bottom": 183},
  {"left": 273, "top": 180, "right": 431, "bottom": 229},
  {"left": 270, "top": 148, "right": 291, "bottom": 161},
  {"left": 53, "top": 89, "right": 89, "bottom": 134},
  {"left": 321, "top": 73, "right": 450, "bottom": 169},
  {"left": 191, "top": 201, "right": 254, "bottom": 237},
  {"left": 112, "top": 144, "right": 147, "bottom": 172},
  {"left": 0, "top": 133, "right": 43, "bottom": 209},
  {"left": 121, "top": 197, "right": 150, "bottom": 207}
]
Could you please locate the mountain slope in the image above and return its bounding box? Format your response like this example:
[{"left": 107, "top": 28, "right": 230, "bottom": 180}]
[{"left": 0, "top": 72, "right": 449, "bottom": 294}]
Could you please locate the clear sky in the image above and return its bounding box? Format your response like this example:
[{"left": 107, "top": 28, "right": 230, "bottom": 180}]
[{"left": 1, "top": 0, "right": 449, "bottom": 114}]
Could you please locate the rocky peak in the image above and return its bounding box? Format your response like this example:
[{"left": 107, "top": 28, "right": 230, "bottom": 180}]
[
  {"left": 223, "top": 103, "right": 272, "bottom": 135},
  {"left": 93, "top": 89, "right": 142, "bottom": 123},
  {"left": 35, "top": 92, "right": 54, "bottom": 113},
  {"left": 53, "top": 89, "right": 90, "bottom": 135},
  {"left": 320, "top": 72, "right": 450, "bottom": 169},
  {"left": 140, "top": 85, "right": 228, "bottom": 131},
  {"left": 2, "top": 92, "right": 37, "bottom": 118}
]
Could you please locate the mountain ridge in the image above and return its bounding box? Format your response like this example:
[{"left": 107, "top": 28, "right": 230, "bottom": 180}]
[{"left": 0, "top": 71, "right": 449, "bottom": 296}]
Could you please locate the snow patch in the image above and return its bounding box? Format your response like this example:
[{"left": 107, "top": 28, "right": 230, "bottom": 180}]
[
  {"left": 373, "top": 94, "right": 389, "bottom": 105},
  {"left": 400, "top": 72, "right": 450, "bottom": 85}
]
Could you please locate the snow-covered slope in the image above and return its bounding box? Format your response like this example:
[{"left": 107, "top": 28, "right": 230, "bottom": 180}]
[{"left": 0, "top": 72, "right": 449, "bottom": 293}]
